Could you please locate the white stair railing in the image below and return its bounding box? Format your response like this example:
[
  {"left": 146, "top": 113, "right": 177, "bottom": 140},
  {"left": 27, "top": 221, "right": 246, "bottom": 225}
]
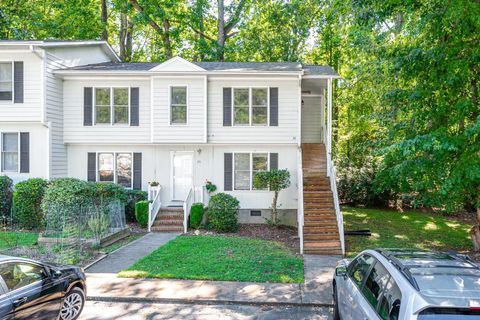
[
  {"left": 326, "top": 152, "right": 345, "bottom": 256},
  {"left": 148, "top": 186, "right": 162, "bottom": 232},
  {"left": 183, "top": 188, "right": 194, "bottom": 233},
  {"left": 297, "top": 147, "right": 304, "bottom": 254}
]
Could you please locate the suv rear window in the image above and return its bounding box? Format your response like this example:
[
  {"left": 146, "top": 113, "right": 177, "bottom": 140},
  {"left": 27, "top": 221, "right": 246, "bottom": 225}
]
[
  {"left": 362, "top": 261, "right": 390, "bottom": 310},
  {"left": 418, "top": 308, "right": 480, "bottom": 319}
]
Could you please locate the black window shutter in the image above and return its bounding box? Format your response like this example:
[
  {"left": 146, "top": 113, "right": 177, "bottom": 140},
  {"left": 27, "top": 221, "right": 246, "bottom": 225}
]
[
  {"left": 87, "top": 153, "right": 96, "bottom": 181},
  {"left": 133, "top": 153, "right": 142, "bottom": 190},
  {"left": 14, "top": 62, "right": 24, "bottom": 103},
  {"left": 223, "top": 88, "right": 232, "bottom": 126},
  {"left": 270, "top": 153, "right": 278, "bottom": 170},
  {"left": 84, "top": 87, "right": 93, "bottom": 126},
  {"left": 19, "top": 132, "right": 29, "bottom": 173},
  {"left": 269, "top": 87, "right": 278, "bottom": 126},
  {"left": 224, "top": 153, "right": 233, "bottom": 191},
  {"left": 130, "top": 87, "right": 139, "bottom": 126}
]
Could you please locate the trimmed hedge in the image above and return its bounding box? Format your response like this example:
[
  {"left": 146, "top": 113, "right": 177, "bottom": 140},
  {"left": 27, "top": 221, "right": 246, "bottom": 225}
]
[
  {"left": 13, "top": 178, "right": 48, "bottom": 229},
  {"left": 135, "top": 200, "right": 149, "bottom": 227},
  {"left": 189, "top": 203, "right": 204, "bottom": 229},
  {"left": 0, "top": 176, "right": 13, "bottom": 222},
  {"left": 208, "top": 193, "right": 239, "bottom": 232},
  {"left": 125, "top": 189, "right": 148, "bottom": 222}
]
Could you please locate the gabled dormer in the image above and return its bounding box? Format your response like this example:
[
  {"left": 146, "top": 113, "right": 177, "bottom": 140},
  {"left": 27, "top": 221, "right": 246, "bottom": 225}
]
[{"left": 149, "top": 56, "right": 206, "bottom": 72}]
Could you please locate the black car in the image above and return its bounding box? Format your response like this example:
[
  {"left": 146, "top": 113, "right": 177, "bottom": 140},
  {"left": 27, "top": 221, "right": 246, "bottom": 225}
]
[{"left": 0, "top": 255, "right": 86, "bottom": 320}]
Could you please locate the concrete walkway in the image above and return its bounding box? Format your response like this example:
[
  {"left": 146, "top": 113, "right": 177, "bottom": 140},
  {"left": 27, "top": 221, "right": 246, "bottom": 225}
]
[
  {"left": 86, "top": 233, "right": 179, "bottom": 274},
  {"left": 86, "top": 245, "right": 339, "bottom": 306}
]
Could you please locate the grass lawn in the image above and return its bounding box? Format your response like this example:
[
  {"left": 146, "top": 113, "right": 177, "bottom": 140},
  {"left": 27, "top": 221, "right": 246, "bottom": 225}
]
[
  {"left": 118, "top": 235, "right": 304, "bottom": 283},
  {"left": 0, "top": 231, "right": 38, "bottom": 250},
  {"left": 343, "top": 206, "right": 473, "bottom": 257}
]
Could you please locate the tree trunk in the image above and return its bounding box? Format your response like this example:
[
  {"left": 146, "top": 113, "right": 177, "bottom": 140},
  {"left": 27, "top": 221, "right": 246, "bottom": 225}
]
[
  {"left": 471, "top": 194, "right": 480, "bottom": 252},
  {"left": 119, "top": 13, "right": 127, "bottom": 61},
  {"left": 101, "top": 0, "right": 108, "bottom": 40},
  {"left": 125, "top": 19, "right": 133, "bottom": 61},
  {"left": 217, "top": 0, "right": 225, "bottom": 61},
  {"left": 162, "top": 19, "right": 172, "bottom": 59},
  {"left": 271, "top": 191, "right": 279, "bottom": 225}
]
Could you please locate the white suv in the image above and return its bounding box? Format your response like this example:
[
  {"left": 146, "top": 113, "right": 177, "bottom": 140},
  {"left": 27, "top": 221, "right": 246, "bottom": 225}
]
[{"left": 333, "top": 249, "right": 480, "bottom": 319}]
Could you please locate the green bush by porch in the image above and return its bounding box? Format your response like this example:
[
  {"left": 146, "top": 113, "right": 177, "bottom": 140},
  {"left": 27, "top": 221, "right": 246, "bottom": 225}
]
[
  {"left": 119, "top": 236, "right": 304, "bottom": 283},
  {"left": 135, "top": 201, "right": 149, "bottom": 227}
]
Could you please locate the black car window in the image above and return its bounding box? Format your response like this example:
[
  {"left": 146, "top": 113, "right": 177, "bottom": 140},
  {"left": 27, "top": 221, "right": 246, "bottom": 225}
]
[
  {"left": 0, "top": 262, "right": 48, "bottom": 292},
  {"left": 361, "top": 261, "right": 390, "bottom": 311},
  {"left": 378, "top": 276, "right": 402, "bottom": 320},
  {"left": 348, "top": 254, "right": 375, "bottom": 287}
]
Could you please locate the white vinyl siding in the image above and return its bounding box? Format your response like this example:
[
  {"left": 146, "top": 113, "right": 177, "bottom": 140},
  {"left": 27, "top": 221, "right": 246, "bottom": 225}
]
[
  {"left": 301, "top": 96, "right": 324, "bottom": 143},
  {"left": 63, "top": 79, "right": 150, "bottom": 144},
  {"left": 152, "top": 77, "right": 204, "bottom": 143},
  {"left": 208, "top": 78, "right": 300, "bottom": 144}
]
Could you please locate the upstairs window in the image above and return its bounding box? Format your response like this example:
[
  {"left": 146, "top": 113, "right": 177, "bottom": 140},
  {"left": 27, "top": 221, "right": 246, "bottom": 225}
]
[
  {"left": 170, "top": 86, "right": 187, "bottom": 124},
  {"left": 0, "top": 62, "right": 13, "bottom": 101},
  {"left": 1, "top": 133, "right": 18, "bottom": 172},
  {"left": 97, "top": 152, "right": 132, "bottom": 188},
  {"left": 94, "top": 87, "right": 130, "bottom": 125},
  {"left": 233, "top": 88, "right": 269, "bottom": 126}
]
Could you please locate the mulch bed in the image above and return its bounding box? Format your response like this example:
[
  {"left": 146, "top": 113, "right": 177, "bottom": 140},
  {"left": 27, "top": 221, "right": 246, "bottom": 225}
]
[{"left": 185, "top": 224, "right": 300, "bottom": 253}]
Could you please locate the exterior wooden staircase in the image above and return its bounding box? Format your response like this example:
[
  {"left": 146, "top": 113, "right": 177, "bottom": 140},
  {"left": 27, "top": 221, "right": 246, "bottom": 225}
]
[
  {"left": 302, "top": 143, "right": 342, "bottom": 255},
  {"left": 151, "top": 207, "right": 184, "bottom": 232}
]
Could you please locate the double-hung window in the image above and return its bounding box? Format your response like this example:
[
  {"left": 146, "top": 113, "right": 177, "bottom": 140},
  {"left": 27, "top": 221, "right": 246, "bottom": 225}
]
[
  {"left": 94, "top": 88, "right": 130, "bottom": 125},
  {"left": 97, "top": 152, "right": 132, "bottom": 188},
  {"left": 234, "top": 153, "right": 269, "bottom": 190},
  {"left": 170, "top": 86, "right": 187, "bottom": 124},
  {"left": 233, "top": 88, "right": 269, "bottom": 126},
  {"left": 0, "top": 62, "right": 13, "bottom": 101},
  {"left": 1, "top": 133, "right": 18, "bottom": 172}
]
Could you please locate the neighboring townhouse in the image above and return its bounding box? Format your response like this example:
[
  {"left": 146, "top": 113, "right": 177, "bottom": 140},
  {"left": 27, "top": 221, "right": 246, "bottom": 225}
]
[{"left": 0, "top": 40, "right": 343, "bottom": 255}]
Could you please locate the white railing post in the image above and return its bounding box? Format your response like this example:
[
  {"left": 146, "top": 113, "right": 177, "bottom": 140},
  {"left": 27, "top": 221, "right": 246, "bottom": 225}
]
[
  {"left": 297, "top": 147, "right": 304, "bottom": 254},
  {"left": 148, "top": 186, "right": 162, "bottom": 232},
  {"left": 327, "top": 78, "right": 333, "bottom": 176},
  {"left": 183, "top": 188, "right": 194, "bottom": 233}
]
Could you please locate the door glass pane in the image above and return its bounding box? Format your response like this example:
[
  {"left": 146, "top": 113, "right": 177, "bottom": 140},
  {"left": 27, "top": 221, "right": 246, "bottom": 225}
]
[
  {"left": 116, "top": 153, "right": 132, "bottom": 188},
  {"left": 0, "top": 262, "right": 47, "bottom": 292},
  {"left": 252, "top": 153, "right": 268, "bottom": 190},
  {"left": 234, "top": 153, "right": 250, "bottom": 190},
  {"left": 378, "top": 277, "right": 402, "bottom": 320},
  {"left": 234, "top": 88, "right": 249, "bottom": 125},
  {"left": 98, "top": 153, "right": 114, "bottom": 182},
  {"left": 95, "top": 88, "right": 111, "bottom": 124},
  {"left": 361, "top": 262, "right": 390, "bottom": 311},
  {"left": 2, "top": 133, "right": 18, "bottom": 172},
  {"left": 0, "top": 63, "right": 12, "bottom": 100},
  {"left": 348, "top": 254, "right": 375, "bottom": 287},
  {"left": 113, "top": 88, "right": 129, "bottom": 124}
]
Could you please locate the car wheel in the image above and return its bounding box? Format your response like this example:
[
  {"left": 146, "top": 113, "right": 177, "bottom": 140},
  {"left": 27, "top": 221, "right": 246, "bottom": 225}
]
[
  {"left": 58, "top": 287, "right": 85, "bottom": 320},
  {"left": 333, "top": 284, "right": 340, "bottom": 320}
]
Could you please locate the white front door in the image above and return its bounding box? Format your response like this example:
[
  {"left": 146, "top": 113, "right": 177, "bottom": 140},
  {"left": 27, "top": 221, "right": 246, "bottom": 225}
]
[{"left": 172, "top": 152, "right": 193, "bottom": 201}]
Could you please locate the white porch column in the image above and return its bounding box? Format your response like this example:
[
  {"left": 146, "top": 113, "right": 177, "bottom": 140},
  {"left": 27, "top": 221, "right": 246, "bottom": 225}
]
[{"left": 326, "top": 78, "right": 333, "bottom": 175}]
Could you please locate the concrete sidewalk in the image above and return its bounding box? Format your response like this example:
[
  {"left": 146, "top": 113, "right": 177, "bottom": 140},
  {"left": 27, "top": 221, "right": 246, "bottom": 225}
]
[
  {"left": 86, "top": 255, "right": 338, "bottom": 306},
  {"left": 86, "top": 233, "right": 179, "bottom": 274}
]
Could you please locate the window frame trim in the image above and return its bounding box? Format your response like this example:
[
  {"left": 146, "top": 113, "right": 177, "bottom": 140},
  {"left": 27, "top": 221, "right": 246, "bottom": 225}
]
[
  {"left": 93, "top": 86, "right": 131, "bottom": 126},
  {"left": 168, "top": 85, "right": 189, "bottom": 126},
  {"left": 232, "top": 152, "right": 270, "bottom": 191},
  {"left": 95, "top": 151, "right": 134, "bottom": 189},
  {"left": 0, "top": 131, "right": 20, "bottom": 173},
  {"left": 0, "top": 61, "right": 14, "bottom": 103},
  {"left": 231, "top": 86, "right": 270, "bottom": 127}
]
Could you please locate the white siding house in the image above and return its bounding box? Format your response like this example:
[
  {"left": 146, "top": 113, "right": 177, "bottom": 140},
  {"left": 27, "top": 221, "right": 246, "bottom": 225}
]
[{"left": 0, "top": 42, "right": 343, "bottom": 254}]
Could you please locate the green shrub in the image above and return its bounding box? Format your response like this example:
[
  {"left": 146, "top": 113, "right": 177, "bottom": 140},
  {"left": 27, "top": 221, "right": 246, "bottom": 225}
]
[
  {"left": 0, "top": 176, "right": 13, "bottom": 223},
  {"left": 190, "top": 203, "right": 204, "bottom": 229},
  {"left": 13, "top": 178, "right": 48, "bottom": 229},
  {"left": 125, "top": 189, "right": 147, "bottom": 222},
  {"left": 93, "top": 182, "right": 127, "bottom": 204},
  {"left": 208, "top": 193, "right": 239, "bottom": 232},
  {"left": 135, "top": 200, "right": 149, "bottom": 227}
]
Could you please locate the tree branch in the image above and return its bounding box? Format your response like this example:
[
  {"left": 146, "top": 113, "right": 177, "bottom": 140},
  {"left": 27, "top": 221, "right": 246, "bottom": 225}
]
[
  {"left": 224, "top": 0, "right": 247, "bottom": 35},
  {"left": 128, "top": 0, "right": 164, "bottom": 35}
]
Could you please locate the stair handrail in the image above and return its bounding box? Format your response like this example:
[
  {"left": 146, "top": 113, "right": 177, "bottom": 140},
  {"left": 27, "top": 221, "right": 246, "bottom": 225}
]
[
  {"left": 327, "top": 154, "right": 345, "bottom": 255},
  {"left": 297, "top": 147, "right": 304, "bottom": 254},
  {"left": 148, "top": 186, "right": 162, "bottom": 232},
  {"left": 183, "top": 188, "right": 194, "bottom": 233}
]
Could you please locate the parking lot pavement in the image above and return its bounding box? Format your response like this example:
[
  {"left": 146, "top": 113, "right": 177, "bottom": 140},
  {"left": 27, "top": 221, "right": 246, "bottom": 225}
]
[{"left": 79, "top": 301, "right": 333, "bottom": 320}]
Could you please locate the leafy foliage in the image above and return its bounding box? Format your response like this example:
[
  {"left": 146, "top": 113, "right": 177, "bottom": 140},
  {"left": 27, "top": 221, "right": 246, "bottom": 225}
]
[
  {"left": 13, "top": 178, "right": 48, "bottom": 229},
  {"left": 189, "top": 202, "right": 204, "bottom": 229},
  {"left": 207, "top": 193, "right": 239, "bottom": 232},
  {"left": 0, "top": 176, "right": 13, "bottom": 225},
  {"left": 125, "top": 189, "right": 147, "bottom": 222},
  {"left": 135, "top": 200, "right": 149, "bottom": 227},
  {"left": 253, "top": 169, "right": 290, "bottom": 225}
]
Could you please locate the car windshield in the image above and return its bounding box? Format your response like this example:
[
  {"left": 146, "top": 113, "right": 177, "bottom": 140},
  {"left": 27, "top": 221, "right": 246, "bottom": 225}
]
[{"left": 418, "top": 308, "right": 480, "bottom": 319}]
